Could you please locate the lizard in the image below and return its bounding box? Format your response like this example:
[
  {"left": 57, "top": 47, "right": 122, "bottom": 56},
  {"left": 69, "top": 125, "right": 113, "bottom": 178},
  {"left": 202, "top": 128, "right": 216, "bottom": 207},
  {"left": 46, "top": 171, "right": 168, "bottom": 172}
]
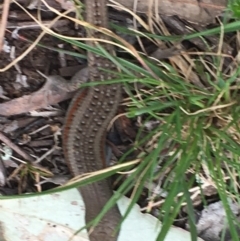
[{"left": 62, "top": 1, "right": 122, "bottom": 241}]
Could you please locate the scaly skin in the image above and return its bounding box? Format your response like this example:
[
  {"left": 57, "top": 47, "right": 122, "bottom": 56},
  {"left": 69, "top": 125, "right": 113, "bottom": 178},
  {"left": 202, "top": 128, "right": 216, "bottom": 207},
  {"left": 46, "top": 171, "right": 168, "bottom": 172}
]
[{"left": 63, "top": 1, "right": 122, "bottom": 241}]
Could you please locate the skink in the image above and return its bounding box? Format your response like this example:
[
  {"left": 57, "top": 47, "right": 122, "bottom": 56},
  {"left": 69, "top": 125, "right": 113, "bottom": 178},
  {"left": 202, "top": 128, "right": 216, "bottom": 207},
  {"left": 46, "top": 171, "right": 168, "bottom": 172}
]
[{"left": 63, "top": 1, "right": 122, "bottom": 241}]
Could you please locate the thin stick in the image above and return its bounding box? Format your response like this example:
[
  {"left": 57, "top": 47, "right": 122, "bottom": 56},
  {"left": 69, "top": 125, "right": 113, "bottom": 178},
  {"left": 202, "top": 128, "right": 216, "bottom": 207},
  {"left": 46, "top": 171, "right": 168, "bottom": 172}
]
[
  {"left": 0, "top": 131, "right": 34, "bottom": 162},
  {"left": 0, "top": 0, "right": 11, "bottom": 51}
]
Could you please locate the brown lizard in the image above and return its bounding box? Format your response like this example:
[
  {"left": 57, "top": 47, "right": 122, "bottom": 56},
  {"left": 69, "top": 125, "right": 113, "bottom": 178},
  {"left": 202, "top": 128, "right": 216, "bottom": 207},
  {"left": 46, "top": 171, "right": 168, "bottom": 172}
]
[{"left": 63, "top": 1, "right": 122, "bottom": 241}]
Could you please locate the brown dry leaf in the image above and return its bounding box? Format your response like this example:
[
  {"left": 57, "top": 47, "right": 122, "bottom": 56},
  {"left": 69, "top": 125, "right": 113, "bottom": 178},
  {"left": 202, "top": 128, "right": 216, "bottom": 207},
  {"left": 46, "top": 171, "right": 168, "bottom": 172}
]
[
  {"left": 111, "top": 0, "right": 227, "bottom": 25},
  {"left": 0, "top": 76, "right": 74, "bottom": 116}
]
